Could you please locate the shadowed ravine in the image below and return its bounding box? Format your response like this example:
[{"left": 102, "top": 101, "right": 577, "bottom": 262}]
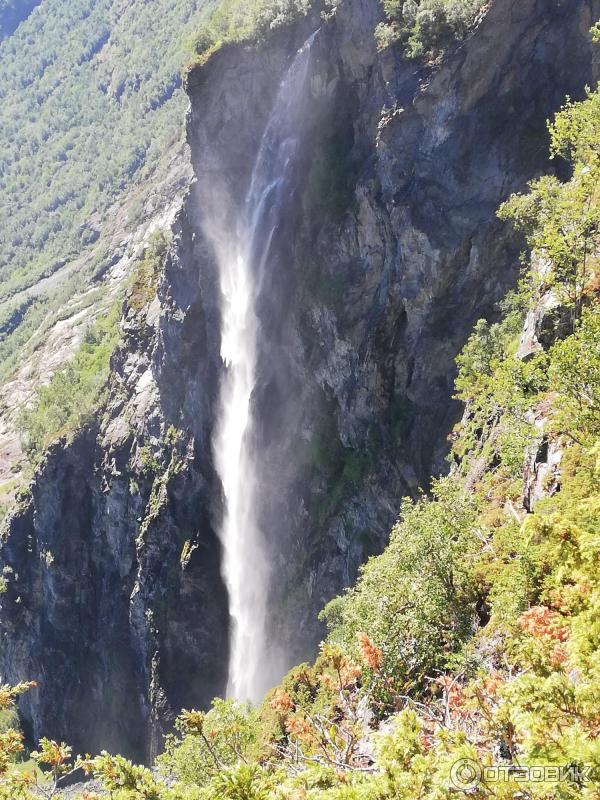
[{"left": 210, "top": 31, "right": 318, "bottom": 703}]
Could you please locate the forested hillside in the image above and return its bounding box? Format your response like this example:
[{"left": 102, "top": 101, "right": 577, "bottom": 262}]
[{"left": 0, "top": 0, "right": 214, "bottom": 380}]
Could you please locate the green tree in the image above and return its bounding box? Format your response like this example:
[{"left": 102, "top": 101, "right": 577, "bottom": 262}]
[
  {"left": 499, "top": 89, "right": 600, "bottom": 320},
  {"left": 322, "top": 478, "right": 481, "bottom": 692},
  {"left": 376, "top": 0, "right": 485, "bottom": 59},
  {"left": 549, "top": 308, "right": 600, "bottom": 441}
]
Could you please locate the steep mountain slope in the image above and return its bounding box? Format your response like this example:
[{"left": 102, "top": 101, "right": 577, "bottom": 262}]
[
  {"left": 0, "top": 0, "right": 597, "bottom": 763},
  {"left": 0, "top": 0, "right": 215, "bottom": 501},
  {"left": 0, "top": 0, "right": 214, "bottom": 311}
]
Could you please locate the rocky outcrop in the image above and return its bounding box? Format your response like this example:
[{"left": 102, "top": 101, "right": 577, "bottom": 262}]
[
  {"left": 0, "top": 0, "right": 597, "bottom": 761},
  {"left": 0, "top": 208, "right": 229, "bottom": 761}
]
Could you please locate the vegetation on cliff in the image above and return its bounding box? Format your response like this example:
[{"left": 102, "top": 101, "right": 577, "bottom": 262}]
[
  {"left": 375, "top": 0, "right": 486, "bottom": 57},
  {"left": 16, "top": 302, "right": 121, "bottom": 461},
  {"left": 190, "top": 0, "right": 312, "bottom": 66},
  {"left": 189, "top": 0, "right": 485, "bottom": 71},
  {"left": 14, "top": 231, "right": 169, "bottom": 463},
  {"left": 0, "top": 51, "right": 598, "bottom": 800}
]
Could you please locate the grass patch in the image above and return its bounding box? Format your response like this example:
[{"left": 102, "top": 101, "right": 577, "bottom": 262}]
[{"left": 16, "top": 302, "right": 121, "bottom": 461}]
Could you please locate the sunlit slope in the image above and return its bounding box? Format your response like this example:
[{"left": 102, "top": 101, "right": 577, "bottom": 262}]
[{"left": 0, "top": 0, "right": 214, "bottom": 355}]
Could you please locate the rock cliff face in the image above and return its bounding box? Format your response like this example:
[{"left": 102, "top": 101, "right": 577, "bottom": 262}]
[{"left": 0, "top": 0, "right": 597, "bottom": 761}]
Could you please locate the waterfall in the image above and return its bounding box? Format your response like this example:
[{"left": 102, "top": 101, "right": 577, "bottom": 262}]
[{"left": 212, "top": 32, "right": 317, "bottom": 703}]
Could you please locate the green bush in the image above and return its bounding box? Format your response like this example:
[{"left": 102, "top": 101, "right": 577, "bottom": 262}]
[
  {"left": 549, "top": 308, "right": 600, "bottom": 441},
  {"left": 204, "top": 764, "right": 275, "bottom": 800},
  {"left": 321, "top": 478, "right": 481, "bottom": 691},
  {"left": 127, "top": 230, "right": 169, "bottom": 311},
  {"left": 499, "top": 88, "right": 600, "bottom": 317},
  {"left": 157, "top": 700, "right": 263, "bottom": 788}
]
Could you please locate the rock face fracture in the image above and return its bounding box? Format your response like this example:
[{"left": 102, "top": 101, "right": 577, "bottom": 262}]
[{"left": 0, "top": 0, "right": 597, "bottom": 762}]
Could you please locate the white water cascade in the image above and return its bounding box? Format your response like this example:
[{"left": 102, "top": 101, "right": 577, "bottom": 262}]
[{"left": 212, "top": 33, "right": 317, "bottom": 703}]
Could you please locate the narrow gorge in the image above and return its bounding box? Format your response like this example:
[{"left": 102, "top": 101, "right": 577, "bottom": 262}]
[{"left": 0, "top": 0, "right": 597, "bottom": 765}]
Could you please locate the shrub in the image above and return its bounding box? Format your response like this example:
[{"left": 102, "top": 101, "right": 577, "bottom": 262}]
[
  {"left": 499, "top": 89, "right": 600, "bottom": 318},
  {"left": 204, "top": 763, "right": 275, "bottom": 800},
  {"left": 127, "top": 230, "right": 169, "bottom": 311},
  {"left": 321, "top": 478, "right": 482, "bottom": 692},
  {"left": 157, "top": 699, "right": 262, "bottom": 788},
  {"left": 377, "top": 0, "right": 485, "bottom": 59},
  {"left": 549, "top": 307, "right": 600, "bottom": 441}
]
